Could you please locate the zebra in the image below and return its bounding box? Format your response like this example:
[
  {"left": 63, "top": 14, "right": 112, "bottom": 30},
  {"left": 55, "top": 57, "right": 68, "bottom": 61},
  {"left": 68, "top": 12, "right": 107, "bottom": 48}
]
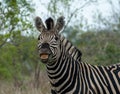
[{"left": 35, "top": 16, "right": 120, "bottom": 94}]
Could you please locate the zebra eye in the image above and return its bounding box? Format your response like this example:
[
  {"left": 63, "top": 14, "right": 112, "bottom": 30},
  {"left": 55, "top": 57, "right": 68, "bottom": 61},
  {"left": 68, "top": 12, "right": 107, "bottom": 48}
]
[{"left": 55, "top": 36, "right": 59, "bottom": 41}]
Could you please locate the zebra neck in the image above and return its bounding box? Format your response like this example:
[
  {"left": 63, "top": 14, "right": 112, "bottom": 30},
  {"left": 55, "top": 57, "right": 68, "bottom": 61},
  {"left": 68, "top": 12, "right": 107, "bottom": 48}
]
[
  {"left": 46, "top": 45, "right": 81, "bottom": 93},
  {"left": 46, "top": 42, "right": 81, "bottom": 72},
  {"left": 46, "top": 44, "right": 67, "bottom": 72}
]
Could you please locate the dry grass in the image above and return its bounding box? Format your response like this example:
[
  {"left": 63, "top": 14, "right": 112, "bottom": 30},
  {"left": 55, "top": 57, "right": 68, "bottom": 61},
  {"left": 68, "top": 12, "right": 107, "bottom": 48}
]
[{"left": 0, "top": 71, "right": 51, "bottom": 94}]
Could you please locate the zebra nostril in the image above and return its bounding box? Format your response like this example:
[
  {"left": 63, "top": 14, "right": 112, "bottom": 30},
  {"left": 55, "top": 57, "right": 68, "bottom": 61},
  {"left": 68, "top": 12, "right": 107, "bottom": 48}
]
[{"left": 41, "top": 43, "right": 49, "bottom": 48}]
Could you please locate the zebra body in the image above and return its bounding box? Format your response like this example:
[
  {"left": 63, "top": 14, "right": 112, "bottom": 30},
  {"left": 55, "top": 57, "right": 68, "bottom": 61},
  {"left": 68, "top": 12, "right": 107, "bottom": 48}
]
[
  {"left": 35, "top": 16, "right": 120, "bottom": 94},
  {"left": 47, "top": 43, "right": 120, "bottom": 94}
]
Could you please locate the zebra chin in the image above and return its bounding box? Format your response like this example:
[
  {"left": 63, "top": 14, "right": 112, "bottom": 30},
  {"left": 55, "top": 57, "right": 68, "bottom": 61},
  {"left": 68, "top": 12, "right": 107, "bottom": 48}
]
[{"left": 40, "top": 59, "right": 49, "bottom": 64}]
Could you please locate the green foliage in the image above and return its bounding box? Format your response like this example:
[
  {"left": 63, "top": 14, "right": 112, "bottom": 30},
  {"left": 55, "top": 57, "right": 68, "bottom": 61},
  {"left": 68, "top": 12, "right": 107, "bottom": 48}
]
[
  {"left": 0, "top": 0, "right": 36, "bottom": 80},
  {"left": 96, "top": 43, "right": 120, "bottom": 65},
  {"left": 78, "top": 31, "right": 120, "bottom": 65},
  {"left": 0, "top": 0, "right": 120, "bottom": 83},
  {"left": 0, "top": 0, "right": 35, "bottom": 48},
  {"left": 0, "top": 36, "right": 39, "bottom": 79}
]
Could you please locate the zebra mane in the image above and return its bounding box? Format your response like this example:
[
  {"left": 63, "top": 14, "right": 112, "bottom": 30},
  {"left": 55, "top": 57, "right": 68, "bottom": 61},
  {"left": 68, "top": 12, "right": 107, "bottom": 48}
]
[
  {"left": 45, "top": 17, "right": 54, "bottom": 30},
  {"left": 60, "top": 35, "right": 82, "bottom": 62},
  {"left": 45, "top": 16, "right": 65, "bottom": 33}
]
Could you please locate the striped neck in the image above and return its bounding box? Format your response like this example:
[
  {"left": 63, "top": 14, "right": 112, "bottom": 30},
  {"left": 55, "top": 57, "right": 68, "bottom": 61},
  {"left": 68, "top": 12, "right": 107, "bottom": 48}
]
[
  {"left": 46, "top": 43, "right": 80, "bottom": 93},
  {"left": 46, "top": 42, "right": 67, "bottom": 70}
]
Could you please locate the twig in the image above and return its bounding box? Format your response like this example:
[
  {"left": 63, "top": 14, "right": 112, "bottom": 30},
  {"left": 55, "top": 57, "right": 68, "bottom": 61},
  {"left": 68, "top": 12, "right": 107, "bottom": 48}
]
[
  {"left": 64, "top": 0, "right": 93, "bottom": 30},
  {"left": 0, "top": 26, "right": 14, "bottom": 48}
]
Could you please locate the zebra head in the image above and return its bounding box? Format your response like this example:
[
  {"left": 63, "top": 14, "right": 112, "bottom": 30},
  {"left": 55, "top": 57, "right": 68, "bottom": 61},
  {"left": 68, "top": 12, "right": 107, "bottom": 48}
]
[{"left": 35, "top": 16, "right": 65, "bottom": 64}]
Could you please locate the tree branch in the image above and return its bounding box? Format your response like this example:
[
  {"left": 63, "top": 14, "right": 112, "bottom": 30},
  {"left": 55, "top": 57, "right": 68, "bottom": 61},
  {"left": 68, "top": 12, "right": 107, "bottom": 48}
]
[
  {"left": 0, "top": 26, "right": 14, "bottom": 48},
  {"left": 64, "top": 0, "right": 94, "bottom": 30}
]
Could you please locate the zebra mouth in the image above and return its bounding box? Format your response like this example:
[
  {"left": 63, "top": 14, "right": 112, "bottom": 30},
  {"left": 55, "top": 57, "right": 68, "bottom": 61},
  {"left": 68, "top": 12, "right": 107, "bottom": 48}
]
[
  {"left": 40, "top": 53, "right": 49, "bottom": 59},
  {"left": 40, "top": 53, "right": 49, "bottom": 63}
]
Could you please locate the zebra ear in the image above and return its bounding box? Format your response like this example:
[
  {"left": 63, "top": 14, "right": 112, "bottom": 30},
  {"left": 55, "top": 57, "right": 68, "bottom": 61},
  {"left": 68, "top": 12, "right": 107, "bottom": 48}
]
[
  {"left": 55, "top": 16, "right": 65, "bottom": 33},
  {"left": 35, "top": 16, "right": 45, "bottom": 32},
  {"left": 45, "top": 17, "right": 54, "bottom": 30}
]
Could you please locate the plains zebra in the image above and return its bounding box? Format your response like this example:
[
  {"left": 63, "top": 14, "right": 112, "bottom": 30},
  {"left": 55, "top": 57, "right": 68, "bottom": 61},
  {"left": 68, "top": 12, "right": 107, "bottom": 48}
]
[{"left": 35, "top": 16, "right": 120, "bottom": 94}]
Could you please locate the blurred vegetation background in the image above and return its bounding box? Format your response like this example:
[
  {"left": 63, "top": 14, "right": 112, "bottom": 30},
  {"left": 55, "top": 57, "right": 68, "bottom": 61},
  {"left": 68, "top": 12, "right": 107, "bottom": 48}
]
[{"left": 0, "top": 0, "right": 120, "bottom": 94}]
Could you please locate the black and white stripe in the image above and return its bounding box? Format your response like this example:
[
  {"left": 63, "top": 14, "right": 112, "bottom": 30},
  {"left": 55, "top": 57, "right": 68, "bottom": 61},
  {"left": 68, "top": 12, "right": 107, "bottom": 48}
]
[
  {"left": 47, "top": 38, "right": 120, "bottom": 94},
  {"left": 61, "top": 35, "right": 82, "bottom": 62}
]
